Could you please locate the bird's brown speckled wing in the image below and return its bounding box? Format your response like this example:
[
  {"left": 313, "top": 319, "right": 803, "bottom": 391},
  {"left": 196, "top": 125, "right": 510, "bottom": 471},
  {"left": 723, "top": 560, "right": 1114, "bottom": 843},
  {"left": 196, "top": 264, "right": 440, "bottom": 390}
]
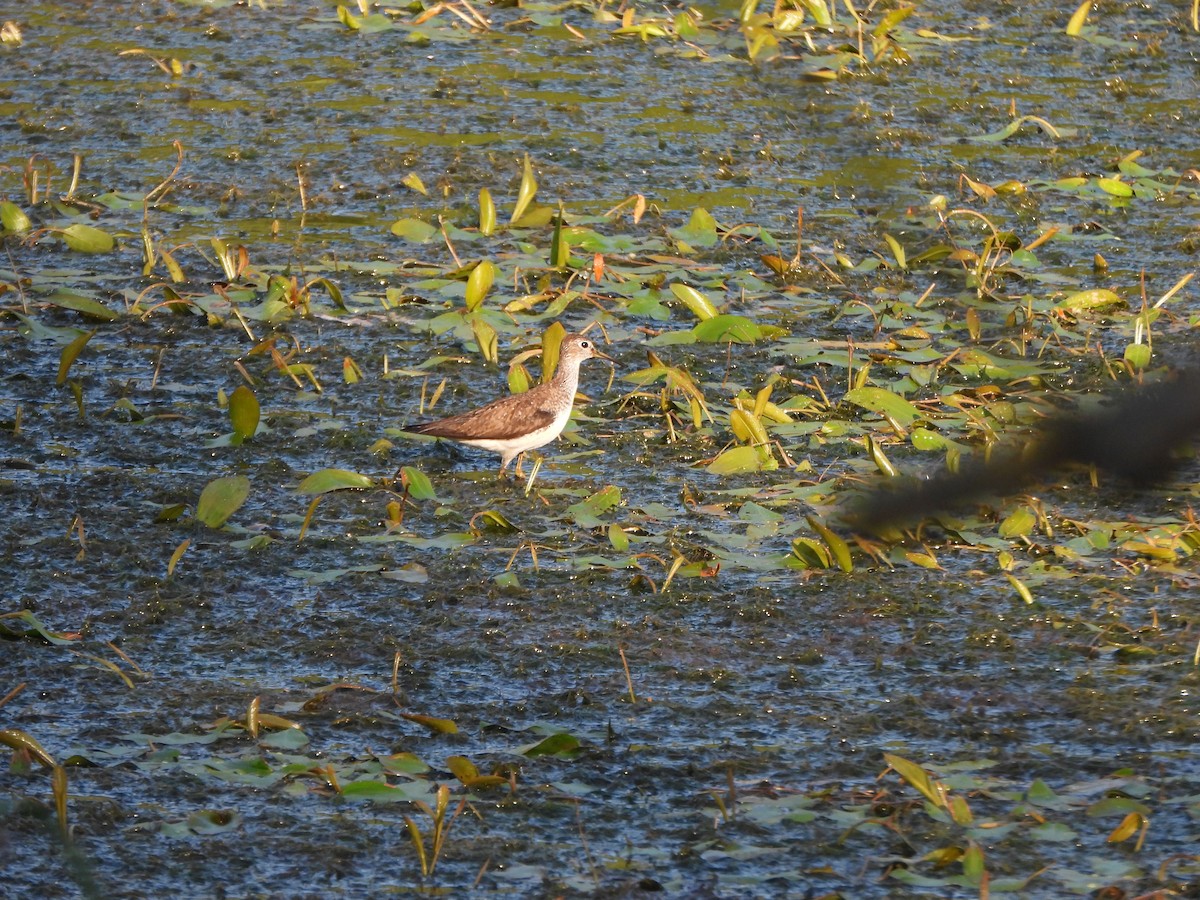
[{"left": 408, "top": 388, "right": 557, "bottom": 441}]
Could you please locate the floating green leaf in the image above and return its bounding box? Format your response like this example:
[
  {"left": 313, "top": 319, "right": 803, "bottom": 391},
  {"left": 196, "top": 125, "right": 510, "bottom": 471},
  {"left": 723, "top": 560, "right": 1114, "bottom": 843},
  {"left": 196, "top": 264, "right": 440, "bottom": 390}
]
[
  {"left": 0, "top": 200, "right": 31, "bottom": 232},
  {"left": 843, "top": 387, "right": 923, "bottom": 427},
  {"left": 670, "top": 283, "right": 719, "bottom": 321},
  {"left": 390, "top": 217, "right": 438, "bottom": 243},
  {"left": 297, "top": 468, "right": 375, "bottom": 494},
  {"left": 669, "top": 207, "right": 718, "bottom": 248},
  {"left": 693, "top": 314, "right": 764, "bottom": 343},
  {"left": 400, "top": 466, "right": 436, "bottom": 501},
  {"left": 61, "top": 223, "right": 115, "bottom": 253},
  {"left": 196, "top": 475, "right": 251, "bottom": 528},
  {"left": 1057, "top": 288, "right": 1123, "bottom": 312},
  {"left": 185, "top": 810, "right": 243, "bottom": 835},
  {"left": 707, "top": 444, "right": 772, "bottom": 475},
  {"left": 340, "top": 780, "right": 429, "bottom": 802},
  {"left": 46, "top": 290, "right": 118, "bottom": 321},
  {"left": 336, "top": 4, "right": 393, "bottom": 32},
  {"left": 567, "top": 485, "right": 622, "bottom": 528},
  {"left": 518, "top": 732, "right": 581, "bottom": 758},
  {"left": 973, "top": 115, "right": 1061, "bottom": 143},
  {"left": 229, "top": 385, "right": 260, "bottom": 443},
  {"left": 1095, "top": 177, "right": 1133, "bottom": 197}
]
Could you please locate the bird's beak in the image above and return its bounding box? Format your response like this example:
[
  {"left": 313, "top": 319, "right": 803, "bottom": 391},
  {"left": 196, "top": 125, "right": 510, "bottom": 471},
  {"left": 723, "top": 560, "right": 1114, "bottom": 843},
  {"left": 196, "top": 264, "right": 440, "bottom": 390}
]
[{"left": 592, "top": 346, "right": 614, "bottom": 363}]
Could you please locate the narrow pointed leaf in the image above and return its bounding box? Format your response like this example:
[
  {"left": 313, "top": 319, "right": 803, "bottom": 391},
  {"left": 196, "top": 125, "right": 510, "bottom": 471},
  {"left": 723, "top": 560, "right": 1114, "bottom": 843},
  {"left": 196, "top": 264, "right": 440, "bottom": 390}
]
[
  {"left": 806, "top": 515, "right": 853, "bottom": 572},
  {"left": 400, "top": 713, "right": 458, "bottom": 735},
  {"left": 1066, "top": 0, "right": 1091, "bottom": 36},
  {"left": 551, "top": 204, "right": 569, "bottom": 268},
  {"left": 57, "top": 329, "right": 96, "bottom": 385},
  {"left": 401, "top": 173, "right": 427, "bottom": 195},
  {"left": 478, "top": 188, "right": 496, "bottom": 236},
  {"left": 540, "top": 322, "right": 566, "bottom": 383},
  {"left": 510, "top": 154, "right": 538, "bottom": 224}
]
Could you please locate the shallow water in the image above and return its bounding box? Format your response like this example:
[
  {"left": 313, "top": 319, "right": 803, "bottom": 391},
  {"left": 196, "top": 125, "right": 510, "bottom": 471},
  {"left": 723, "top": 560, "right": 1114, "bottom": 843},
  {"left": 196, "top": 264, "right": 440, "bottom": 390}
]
[{"left": 2, "top": 1, "right": 1200, "bottom": 897}]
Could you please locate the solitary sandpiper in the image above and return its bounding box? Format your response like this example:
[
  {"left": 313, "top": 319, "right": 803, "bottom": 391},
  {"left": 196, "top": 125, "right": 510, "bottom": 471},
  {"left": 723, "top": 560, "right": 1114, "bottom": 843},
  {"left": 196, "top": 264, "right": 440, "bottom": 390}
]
[{"left": 405, "top": 332, "right": 610, "bottom": 475}]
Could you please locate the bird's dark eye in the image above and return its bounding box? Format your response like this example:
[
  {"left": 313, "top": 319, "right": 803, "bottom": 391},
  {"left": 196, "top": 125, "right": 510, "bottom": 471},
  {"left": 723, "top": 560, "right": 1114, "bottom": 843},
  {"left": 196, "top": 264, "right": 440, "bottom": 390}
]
[{"left": 581, "top": 340, "right": 591, "bottom": 348}]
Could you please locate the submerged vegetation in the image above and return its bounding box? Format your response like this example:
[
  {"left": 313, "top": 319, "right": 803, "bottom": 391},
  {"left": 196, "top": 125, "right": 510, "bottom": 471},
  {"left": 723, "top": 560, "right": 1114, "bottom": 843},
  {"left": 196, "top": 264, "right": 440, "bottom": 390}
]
[{"left": 2, "top": 0, "right": 1200, "bottom": 897}]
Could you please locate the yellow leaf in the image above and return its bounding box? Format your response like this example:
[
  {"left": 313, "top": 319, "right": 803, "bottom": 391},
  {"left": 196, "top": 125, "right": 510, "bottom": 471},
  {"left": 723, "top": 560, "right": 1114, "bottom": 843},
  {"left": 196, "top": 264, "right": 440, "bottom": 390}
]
[
  {"left": 229, "top": 385, "right": 260, "bottom": 442},
  {"left": 465, "top": 260, "right": 494, "bottom": 311},
  {"left": 400, "top": 713, "right": 458, "bottom": 735},
  {"left": 57, "top": 329, "right": 96, "bottom": 386},
  {"left": 167, "top": 539, "right": 190, "bottom": 577},
  {"left": 510, "top": 154, "right": 538, "bottom": 224},
  {"left": 478, "top": 188, "right": 496, "bottom": 236},
  {"left": 401, "top": 172, "right": 427, "bottom": 196},
  {"left": 1106, "top": 811, "right": 1142, "bottom": 843},
  {"left": 1066, "top": 0, "right": 1092, "bottom": 36}
]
